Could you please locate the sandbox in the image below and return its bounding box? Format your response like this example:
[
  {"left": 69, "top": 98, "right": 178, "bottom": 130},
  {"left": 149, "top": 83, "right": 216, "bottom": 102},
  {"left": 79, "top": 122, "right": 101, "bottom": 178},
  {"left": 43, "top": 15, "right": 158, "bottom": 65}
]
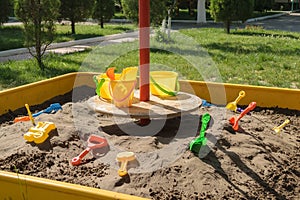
[{"left": 0, "top": 72, "right": 299, "bottom": 199}]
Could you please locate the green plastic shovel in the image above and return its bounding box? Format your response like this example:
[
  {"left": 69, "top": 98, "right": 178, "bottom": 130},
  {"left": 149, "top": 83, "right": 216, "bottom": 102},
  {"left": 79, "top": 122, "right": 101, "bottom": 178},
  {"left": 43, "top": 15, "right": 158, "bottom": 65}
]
[{"left": 189, "top": 113, "right": 211, "bottom": 154}]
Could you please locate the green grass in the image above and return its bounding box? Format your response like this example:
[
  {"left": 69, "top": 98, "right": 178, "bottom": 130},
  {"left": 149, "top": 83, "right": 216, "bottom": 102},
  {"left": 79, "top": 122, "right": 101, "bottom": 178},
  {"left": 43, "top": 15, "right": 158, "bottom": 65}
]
[
  {"left": 180, "top": 28, "right": 300, "bottom": 88},
  {"left": 0, "top": 28, "right": 299, "bottom": 90},
  {"left": 113, "top": 12, "right": 127, "bottom": 19},
  {"left": 0, "top": 51, "right": 89, "bottom": 90},
  {"left": 0, "top": 23, "right": 136, "bottom": 51}
]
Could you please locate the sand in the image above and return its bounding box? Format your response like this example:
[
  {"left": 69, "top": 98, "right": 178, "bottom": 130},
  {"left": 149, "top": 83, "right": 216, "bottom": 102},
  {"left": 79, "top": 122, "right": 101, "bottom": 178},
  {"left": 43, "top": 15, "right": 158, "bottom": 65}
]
[{"left": 0, "top": 87, "right": 299, "bottom": 199}]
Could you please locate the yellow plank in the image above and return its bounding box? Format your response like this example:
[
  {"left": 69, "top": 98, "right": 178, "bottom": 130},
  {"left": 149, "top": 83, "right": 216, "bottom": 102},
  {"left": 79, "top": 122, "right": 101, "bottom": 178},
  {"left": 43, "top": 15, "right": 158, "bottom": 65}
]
[
  {"left": 180, "top": 80, "right": 300, "bottom": 110},
  {"left": 0, "top": 72, "right": 299, "bottom": 115},
  {"left": 0, "top": 171, "right": 148, "bottom": 200}
]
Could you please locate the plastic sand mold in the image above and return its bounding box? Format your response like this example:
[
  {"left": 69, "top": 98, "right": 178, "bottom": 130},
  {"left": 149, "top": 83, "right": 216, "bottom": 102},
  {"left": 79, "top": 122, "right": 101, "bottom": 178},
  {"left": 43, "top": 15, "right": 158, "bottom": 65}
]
[{"left": 22, "top": 104, "right": 56, "bottom": 144}]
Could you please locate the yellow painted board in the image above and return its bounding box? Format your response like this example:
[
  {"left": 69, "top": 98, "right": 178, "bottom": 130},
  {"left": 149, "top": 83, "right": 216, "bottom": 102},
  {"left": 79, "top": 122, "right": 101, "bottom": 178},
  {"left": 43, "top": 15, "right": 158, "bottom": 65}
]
[
  {"left": 0, "top": 170, "right": 149, "bottom": 200},
  {"left": 0, "top": 72, "right": 299, "bottom": 116},
  {"left": 180, "top": 80, "right": 300, "bottom": 110},
  {"left": 0, "top": 72, "right": 96, "bottom": 115}
]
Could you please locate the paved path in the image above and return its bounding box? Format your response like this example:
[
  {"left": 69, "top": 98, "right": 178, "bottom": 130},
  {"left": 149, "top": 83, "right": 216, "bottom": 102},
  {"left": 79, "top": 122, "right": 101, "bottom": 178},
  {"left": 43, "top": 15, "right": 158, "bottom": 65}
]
[
  {"left": 171, "top": 12, "right": 300, "bottom": 32},
  {"left": 0, "top": 31, "right": 139, "bottom": 62},
  {"left": 1, "top": 12, "right": 299, "bottom": 63},
  {"left": 246, "top": 13, "right": 300, "bottom": 32}
]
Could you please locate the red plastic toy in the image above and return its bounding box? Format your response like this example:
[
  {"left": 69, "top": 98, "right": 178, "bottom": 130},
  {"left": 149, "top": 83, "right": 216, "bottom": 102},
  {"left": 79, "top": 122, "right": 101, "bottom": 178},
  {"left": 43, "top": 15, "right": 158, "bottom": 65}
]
[
  {"left": 229, "top": 102, "right": 256, "bottom": 131},
  {"left": 71, "top": 135, "right": 108, "bottom": 166}
]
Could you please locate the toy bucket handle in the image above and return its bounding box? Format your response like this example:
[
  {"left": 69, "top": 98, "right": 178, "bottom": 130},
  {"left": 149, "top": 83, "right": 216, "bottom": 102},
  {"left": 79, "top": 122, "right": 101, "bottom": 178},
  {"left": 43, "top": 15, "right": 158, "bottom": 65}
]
[
  {"left": 150, "top": 76, "right": 180, "bottom": 96},
  {"left": 108, "top": 80, "right": 136, "bottom": 103},
  {"left": 93, "top": 75, "right": 105, "bottom": 97}
]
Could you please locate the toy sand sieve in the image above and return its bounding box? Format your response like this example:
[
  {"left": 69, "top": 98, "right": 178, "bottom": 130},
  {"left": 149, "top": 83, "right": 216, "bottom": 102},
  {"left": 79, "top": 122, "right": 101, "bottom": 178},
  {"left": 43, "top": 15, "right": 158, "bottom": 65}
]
[
  {"left": 150, "top": 71, "right": 179, "bottom": 97},
  {"left": 93, "top": 73, "right": 121, "bottom": 100}
]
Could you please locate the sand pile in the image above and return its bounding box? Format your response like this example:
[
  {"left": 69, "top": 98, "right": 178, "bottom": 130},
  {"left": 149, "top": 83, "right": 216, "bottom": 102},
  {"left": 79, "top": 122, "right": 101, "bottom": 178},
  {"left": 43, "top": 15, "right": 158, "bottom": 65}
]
[{"left": 0, "top": 90, "right": 299, "bottom": 199}]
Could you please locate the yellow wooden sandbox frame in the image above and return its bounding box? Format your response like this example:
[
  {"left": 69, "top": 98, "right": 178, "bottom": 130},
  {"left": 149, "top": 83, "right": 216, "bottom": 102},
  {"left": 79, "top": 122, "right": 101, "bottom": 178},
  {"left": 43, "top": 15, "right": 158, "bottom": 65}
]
[{"left": 0, "top": 72, "right": 299, "bottom": 199}]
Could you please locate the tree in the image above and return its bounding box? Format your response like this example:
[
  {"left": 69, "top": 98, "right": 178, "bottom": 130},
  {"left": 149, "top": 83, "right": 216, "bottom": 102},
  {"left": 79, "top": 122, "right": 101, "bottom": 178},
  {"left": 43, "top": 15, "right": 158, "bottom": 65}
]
[
  {"left": 175, "top": 0, "right": 197, "bottom": 16},
  {"left": 121, "top": 0, "right": 170, "bottom": 26},
  {"left": 115, "top": 0, "right": 123, "bottom": 12},
  {"left": 254, "top": 0, "right": 274, "bottom": 12},
  {"left": 15, "top": 0, "right": 60, "bottom": 70},
  {"left": 60, "top": 0, "right": 94, "bottom": 34},
  {"left": 93, "top": 0, "right": 115, "bottom": 28},
  {"left": 0, "top": 0, "right": 12, "bottom": 25},
  {"left": 210, "top": 0, "right": 254, "bottom": 34}
]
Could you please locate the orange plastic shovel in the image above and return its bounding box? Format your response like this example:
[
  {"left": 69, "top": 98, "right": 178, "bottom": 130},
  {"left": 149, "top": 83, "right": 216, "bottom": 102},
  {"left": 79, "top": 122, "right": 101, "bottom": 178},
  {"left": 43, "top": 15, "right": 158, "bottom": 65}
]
[{"left": 229, "top": 102, "right": 256, "bottom": 131}]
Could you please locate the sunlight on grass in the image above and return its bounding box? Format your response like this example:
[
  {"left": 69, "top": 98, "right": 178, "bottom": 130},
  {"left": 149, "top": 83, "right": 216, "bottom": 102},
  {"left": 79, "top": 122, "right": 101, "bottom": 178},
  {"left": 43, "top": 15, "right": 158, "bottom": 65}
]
[
  {"left": 180, "top": 28, "right": 300, "bottom": 89},
  {"left": 0, "top": 23, "right": 136, "bottom": 51},
  {"left": 0, "top": 28, "right": 299, "bottom": 90}
]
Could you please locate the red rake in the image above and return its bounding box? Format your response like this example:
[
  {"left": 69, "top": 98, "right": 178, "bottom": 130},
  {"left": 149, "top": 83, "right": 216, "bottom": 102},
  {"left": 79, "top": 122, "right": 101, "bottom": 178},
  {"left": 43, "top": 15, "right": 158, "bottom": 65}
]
[{"left": 71, "top": 135, "right": 108, "bottom": 166}]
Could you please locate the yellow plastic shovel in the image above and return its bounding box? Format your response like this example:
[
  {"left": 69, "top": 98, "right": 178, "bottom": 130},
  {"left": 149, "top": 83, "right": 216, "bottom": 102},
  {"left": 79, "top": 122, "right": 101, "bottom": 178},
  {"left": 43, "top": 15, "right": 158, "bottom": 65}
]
[{"left": 226, "top": 91, "right": 246, "bottom": 111}]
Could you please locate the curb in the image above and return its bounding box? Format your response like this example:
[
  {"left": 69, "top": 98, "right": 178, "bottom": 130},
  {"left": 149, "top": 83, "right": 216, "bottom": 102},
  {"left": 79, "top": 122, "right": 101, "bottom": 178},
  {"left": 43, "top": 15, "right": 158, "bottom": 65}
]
[{"left": 245, "top": 12, "right": 289, "bottom": 23}]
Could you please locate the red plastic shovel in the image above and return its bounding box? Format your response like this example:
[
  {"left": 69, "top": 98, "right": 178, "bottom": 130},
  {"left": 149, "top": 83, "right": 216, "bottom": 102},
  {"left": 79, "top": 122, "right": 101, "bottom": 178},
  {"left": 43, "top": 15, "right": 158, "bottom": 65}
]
[
  {"left": 229, "top": 102, "right": 256, "bottom": 131},
  {"left": 71, "top": 135, "right": 108, "bottom": 166}
]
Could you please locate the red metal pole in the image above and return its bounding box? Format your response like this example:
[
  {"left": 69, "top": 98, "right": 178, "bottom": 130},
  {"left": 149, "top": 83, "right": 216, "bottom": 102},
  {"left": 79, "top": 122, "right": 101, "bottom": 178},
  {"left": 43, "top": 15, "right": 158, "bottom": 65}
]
[{"left": 139, "top": 0, "right": 150, "bottom": 102}]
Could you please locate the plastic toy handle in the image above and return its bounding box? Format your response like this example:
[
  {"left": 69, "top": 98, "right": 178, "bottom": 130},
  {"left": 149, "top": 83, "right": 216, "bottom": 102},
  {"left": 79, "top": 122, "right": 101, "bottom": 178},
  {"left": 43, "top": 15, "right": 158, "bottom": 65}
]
[
  {"left": 236, "top": 102, "right": 256, "bottom": 121},
  {"left": 236, "top": 107, "right": 251, "bottom": 115},
  {"left": 106, "top": 67, "right": 116, "bottom": 80},
  {"left": 199, "top": 113, "right": 211, "bottom": 138},
  {"left": 108, "top": 80, "right": 136, "bottom": 102},
  {"left": 150, "top": 75, "right": 179, "bottom": 96},
  {"left": 43, "top": 103, "right": 62, "bottom": 114},
  {"left": 14, "top": 116, "right": 30, "bottom": 123},
  {"left": 234, "top": 91, "right": 246, "bottom": 104},
  {"left": 93, "top": 75, "right": 105, "bottom": 97},
  {"left": 273, "top": 119, "right": 290, "bottom": 133},
  {"left": 71, "top": 148, "right": 90, "bottom": 166},
  {"left": 118, "top": 159, "right": 129, "bottom": 177},
  {"left": 25, "top": 104, "right": 35, "bottom": 126}
]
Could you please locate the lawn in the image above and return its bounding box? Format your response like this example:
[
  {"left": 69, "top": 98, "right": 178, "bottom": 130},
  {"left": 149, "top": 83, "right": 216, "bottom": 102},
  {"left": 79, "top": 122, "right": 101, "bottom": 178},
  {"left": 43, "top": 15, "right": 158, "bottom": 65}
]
[
  {"left": 0, "top": 23, "right": 136, "bottom": 51},
  {"left": 0, "top": 28, "right": 299, "bottom": 91}
]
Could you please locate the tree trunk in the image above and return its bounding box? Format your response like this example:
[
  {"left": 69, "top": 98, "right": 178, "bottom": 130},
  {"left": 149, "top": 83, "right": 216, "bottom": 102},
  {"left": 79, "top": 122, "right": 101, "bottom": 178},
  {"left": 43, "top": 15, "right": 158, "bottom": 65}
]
[
  {"left": 225, "top": 20, "right": 230, "bottom": 34},
  {"left": 35, "top": 41, "right": 44, "bottom": 70},
  {"left": 71, "top": 20, "right": 76, "bottom": 34},
  {"left": 100, "top": 16, "right": 104, "bottom": 28},
  {"left": 36, "top": 51, "right": 44, "bottom": 70},
  {"left": 34, "top": 17, "right": 44, "bottom": 70}
]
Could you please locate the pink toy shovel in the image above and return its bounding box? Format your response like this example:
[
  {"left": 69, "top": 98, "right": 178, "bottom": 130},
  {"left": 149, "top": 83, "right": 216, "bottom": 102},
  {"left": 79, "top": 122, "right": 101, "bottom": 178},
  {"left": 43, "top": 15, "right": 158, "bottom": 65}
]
[
  {"left": 71, "top": 135, "right": 108, "bottom": 166},
  {"left": 229, "top": 102, "right": 256, "bottom": 131}
]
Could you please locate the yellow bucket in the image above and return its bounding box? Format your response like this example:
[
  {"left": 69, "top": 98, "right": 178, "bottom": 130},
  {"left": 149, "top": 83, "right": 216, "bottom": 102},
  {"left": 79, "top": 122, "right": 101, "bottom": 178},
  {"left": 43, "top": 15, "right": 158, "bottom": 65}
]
[
  {"left": 109, "top": 79, "right": 136, "bottom": 108},
  {"left": 93, "top": 73, "right": 121, "bottom": 100},
  {"left": 150, "top": 71, "right": 179, "bottom": 97}
]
